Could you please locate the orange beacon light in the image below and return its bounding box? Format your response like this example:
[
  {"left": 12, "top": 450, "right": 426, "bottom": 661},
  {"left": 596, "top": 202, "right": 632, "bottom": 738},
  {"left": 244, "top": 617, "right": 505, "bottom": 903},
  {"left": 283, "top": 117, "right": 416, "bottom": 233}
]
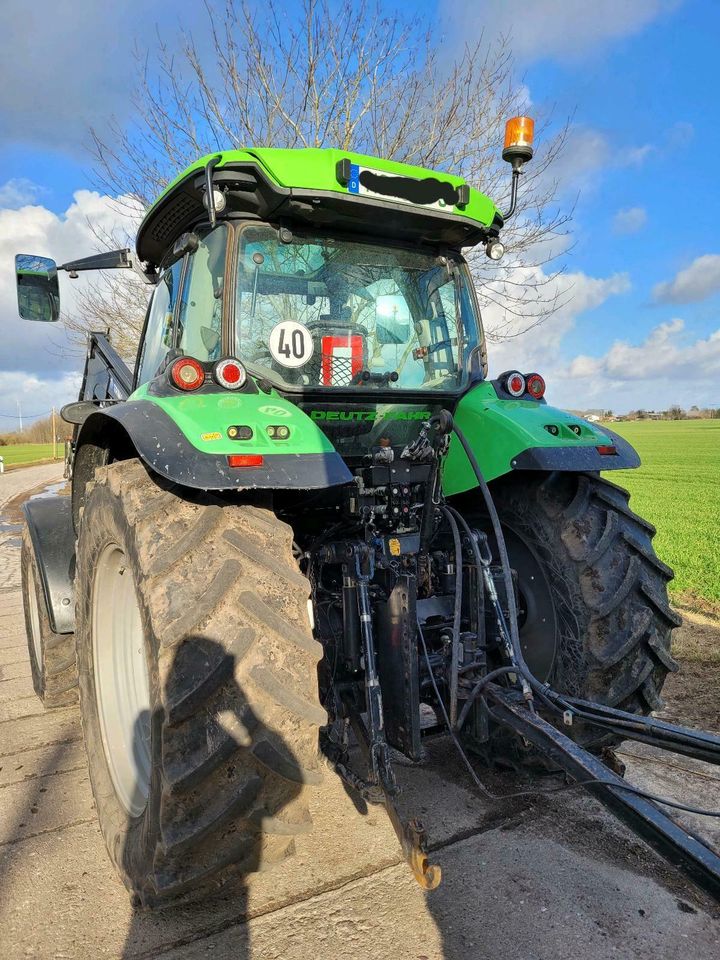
[{"left": 502, "top": 116, "right": 535, "bottom": 167}]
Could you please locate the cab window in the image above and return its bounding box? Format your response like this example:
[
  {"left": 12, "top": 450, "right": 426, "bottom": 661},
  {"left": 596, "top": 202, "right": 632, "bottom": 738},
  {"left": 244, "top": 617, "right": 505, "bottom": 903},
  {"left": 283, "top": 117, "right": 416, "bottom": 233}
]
[
  {"left": 136, "top": 258, "right": 183, "bottom": 385},
  {"left": 176, "top": 225, "right": 228, "bottom": 361}
]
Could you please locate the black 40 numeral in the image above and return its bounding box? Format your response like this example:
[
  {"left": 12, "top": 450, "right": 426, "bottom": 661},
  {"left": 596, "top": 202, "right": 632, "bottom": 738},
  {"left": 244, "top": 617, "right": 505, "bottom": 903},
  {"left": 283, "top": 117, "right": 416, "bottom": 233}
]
[{"left": 278, "top": 327, "right": 306, "bottom": 359}]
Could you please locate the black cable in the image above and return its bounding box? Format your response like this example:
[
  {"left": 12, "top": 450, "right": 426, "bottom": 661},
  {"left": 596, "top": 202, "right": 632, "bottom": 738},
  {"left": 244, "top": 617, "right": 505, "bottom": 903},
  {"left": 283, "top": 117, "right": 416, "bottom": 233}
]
[
  {"left": 442, "top": 505, "right": 483, "bottom": 650},
  {"left": 456, "top": 666, "right": 518, "bottom": 730},
  {"left": 452, "top": 424, "right": 523, "bottom": 659},
  {"left": 440, "top": 506, "right": 463, "bottom": 727},
  {"left": 446, "top": 503, "right": 544, "bottom": 717}
]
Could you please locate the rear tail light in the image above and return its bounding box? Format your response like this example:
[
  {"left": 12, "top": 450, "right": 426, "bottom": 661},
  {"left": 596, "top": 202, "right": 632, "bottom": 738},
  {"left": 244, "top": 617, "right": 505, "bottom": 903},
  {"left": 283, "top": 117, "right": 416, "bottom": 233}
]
[
  {"left": 596, "top": 445, "right": 618, "bottom": 456},
  {"left": 526, "top": 373, "right": 546, "bottom": 399},
  {"left": 227, "top": 454, "right": 264, "bottom": 468},
  {"left": 170, "top": 357, "right": 205, "bottom": 391},
  {"left": 214, "top": 358, "right": 246, "bottom": 390},
  {"left": 505, "top": 371, "right": 526, "bottom": 397}
]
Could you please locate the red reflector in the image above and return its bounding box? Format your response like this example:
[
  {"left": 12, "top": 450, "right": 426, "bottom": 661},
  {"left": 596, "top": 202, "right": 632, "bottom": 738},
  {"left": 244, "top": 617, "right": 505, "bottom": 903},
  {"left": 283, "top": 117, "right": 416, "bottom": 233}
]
[
  {"left": 526, "top": 373, "right": 546, "bottom": 399},
  {"left": 596, "top": 445, "right": 617, "bottom": 456},
  {"left": 170, "top": 357, "right": 205, "bottom": 391},
  {"left": 227, "top": 454, "right": 264, "bottom": 468},
  {"left": 214, "top": 358, "right": 247, "bottom": 390},
  {"left": 504, "top": 370, "right": 526, "bottom": 397}
]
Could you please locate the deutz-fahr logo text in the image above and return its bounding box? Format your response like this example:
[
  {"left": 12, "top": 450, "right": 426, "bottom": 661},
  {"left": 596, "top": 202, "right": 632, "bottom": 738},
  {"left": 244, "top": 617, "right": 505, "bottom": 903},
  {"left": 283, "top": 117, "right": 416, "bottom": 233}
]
[{"left": 310, "top": 410, "right": 431, "bottom": 422}]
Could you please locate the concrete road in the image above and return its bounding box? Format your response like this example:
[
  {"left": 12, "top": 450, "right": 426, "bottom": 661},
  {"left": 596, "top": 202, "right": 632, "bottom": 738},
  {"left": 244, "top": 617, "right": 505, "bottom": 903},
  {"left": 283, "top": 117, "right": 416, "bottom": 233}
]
[
  {"left": 0, "top": 461, "right": 65, "bottom": 510},
  {"left": 1, "top": 468, "right": 718, "bottom": 959}
]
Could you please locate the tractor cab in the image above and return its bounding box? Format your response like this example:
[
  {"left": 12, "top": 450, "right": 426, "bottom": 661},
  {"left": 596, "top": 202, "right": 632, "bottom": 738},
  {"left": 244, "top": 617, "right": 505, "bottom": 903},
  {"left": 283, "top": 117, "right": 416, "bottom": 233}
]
[
  {"left": 126, "top": 145, "right": 516, "bottom": 466},
  {"left": 131, "top": 145, "right": 505, "bottom": 400}
]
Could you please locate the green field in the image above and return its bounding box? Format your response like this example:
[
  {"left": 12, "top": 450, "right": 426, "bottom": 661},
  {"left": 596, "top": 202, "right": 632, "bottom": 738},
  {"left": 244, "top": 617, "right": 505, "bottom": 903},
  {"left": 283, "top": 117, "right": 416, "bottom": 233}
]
[
  {"left": 609, "top": 420, "right": 719, "bottom": 610},
  {"left": 0, "top": 443, "right": 56, "bottom": 468}
]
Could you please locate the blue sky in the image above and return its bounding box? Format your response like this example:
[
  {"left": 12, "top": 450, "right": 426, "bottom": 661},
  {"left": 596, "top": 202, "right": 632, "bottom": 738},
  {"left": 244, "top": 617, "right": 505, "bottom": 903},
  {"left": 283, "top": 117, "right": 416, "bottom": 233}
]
[{"left": 0, "top": 0, "right": 718, "bottom": 422}]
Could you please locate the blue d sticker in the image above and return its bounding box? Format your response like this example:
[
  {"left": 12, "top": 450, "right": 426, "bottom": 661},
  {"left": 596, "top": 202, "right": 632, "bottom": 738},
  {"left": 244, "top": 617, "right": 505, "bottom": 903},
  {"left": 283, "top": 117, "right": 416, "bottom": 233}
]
[{"left": 348, "top": 163, "right": 360, "bottom": 194}]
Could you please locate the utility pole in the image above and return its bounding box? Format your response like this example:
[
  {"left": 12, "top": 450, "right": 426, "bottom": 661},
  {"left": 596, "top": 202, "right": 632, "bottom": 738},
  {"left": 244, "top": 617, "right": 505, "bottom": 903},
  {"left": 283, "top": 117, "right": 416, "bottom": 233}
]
[
  {"left": 17, "top": 399, "right": 23, "bottom": 433},
  {"left": 52, "top": 407, "right": 57, "bottom": 460}
]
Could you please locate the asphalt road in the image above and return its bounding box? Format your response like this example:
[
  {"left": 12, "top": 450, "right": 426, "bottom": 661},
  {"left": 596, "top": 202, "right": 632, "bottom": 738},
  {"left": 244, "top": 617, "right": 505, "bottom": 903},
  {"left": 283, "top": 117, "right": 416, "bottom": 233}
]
[{"left": 0, "top": 465, "right": 718, "bottom": 959}]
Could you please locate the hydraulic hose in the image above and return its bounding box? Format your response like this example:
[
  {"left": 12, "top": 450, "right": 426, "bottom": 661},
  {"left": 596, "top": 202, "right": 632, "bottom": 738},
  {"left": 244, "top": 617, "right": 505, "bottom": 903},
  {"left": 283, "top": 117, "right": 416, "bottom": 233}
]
[
  {"left": 441, "top": 506, "right": 463, "bottom": 727},
  {"left": 455, "top": 665, "right": 518, "bottom": 730},
  {"left": 450, "top": 423, "right": 530, "bottom": 677}
]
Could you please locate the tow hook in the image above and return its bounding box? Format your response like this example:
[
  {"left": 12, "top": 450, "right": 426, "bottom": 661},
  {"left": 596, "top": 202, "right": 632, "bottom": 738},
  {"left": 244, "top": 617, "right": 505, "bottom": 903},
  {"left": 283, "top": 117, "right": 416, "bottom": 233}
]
[{"left": 402, "top": 817, "right": 441, "bottom": 890}]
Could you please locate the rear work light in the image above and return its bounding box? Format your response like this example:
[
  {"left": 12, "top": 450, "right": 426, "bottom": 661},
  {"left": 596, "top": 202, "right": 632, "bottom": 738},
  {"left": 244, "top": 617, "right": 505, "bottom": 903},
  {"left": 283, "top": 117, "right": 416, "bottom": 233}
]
[
  {"left": 214, "top": 358, "right": 246, "bottom": 390},
  {"left": 525, "top": 373, "right": 546, "bottom": 399},
  {"left": 227, "top": 454, "right": 264, "bottom": 468},
  {"left": 170, "top": 357, "right": 205, "bottom": 391},
  {"left": 504, "top": 371, "right": 526, "bottom": 397}
]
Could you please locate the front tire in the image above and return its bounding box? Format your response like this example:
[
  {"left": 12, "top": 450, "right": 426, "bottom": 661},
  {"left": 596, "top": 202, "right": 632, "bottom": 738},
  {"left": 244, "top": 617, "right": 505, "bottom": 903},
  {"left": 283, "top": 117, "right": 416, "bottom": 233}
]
[{"left": 75, "top": 460, "right": 325, "bottom": 907}]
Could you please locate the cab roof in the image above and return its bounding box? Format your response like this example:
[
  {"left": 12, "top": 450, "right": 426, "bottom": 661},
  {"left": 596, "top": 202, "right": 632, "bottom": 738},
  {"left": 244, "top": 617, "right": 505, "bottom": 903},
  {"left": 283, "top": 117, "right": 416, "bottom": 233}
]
[{"left": 136, "top": 147, "right": 503, "bottom": 267}]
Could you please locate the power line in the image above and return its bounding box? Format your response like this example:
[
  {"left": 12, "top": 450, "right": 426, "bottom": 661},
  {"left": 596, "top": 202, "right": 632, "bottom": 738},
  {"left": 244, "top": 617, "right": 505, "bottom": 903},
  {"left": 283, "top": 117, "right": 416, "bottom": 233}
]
[{"left": 0, "top": 410, "right": 51, "bottom": 420}]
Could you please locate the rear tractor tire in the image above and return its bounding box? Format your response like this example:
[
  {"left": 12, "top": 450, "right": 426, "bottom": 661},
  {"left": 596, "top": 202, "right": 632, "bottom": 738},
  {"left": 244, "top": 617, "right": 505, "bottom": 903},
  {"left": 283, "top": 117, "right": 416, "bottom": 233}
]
[
  {"left": 75, "top": 459, "right": 326, "bottom": 906},
  {"left": 21, "top": 527, "right": 78, "bottom": 708},
  {"left": 468, "top": 471, "right": 680, "bottom": 749}
]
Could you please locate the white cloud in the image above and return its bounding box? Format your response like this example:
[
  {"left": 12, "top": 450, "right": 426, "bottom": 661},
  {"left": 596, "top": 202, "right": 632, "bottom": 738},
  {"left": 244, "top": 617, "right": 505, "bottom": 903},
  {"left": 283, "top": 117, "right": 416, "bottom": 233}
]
[
  {"left": 543, "top": 127, "right": 658, "bottom": 200},
  {"left": 477, "top": 256, "right": 719, "bottom": 412},
  {"left": 0, "top": 179, "right": 44, "bottom": 209},
  {"left": 564, "top": 318, "right": 720, "bottom": 379},
  {"left": 550, "top": 319, "right": 720, "bottom": 412},
  {"left": 618, "top": 144, "right": 654, "bottom": 167},
  {"left": 653, "top": 254, "right": 720, "bottom": 304},
  {"left": 449, "top": 0, "right": 682, "bottom": 64},
  {"left": 613, "top": 206, "right": 647, "bottom": 234},
  {"left": 481, "top": 262, "right": 631, "bottom": 376}
]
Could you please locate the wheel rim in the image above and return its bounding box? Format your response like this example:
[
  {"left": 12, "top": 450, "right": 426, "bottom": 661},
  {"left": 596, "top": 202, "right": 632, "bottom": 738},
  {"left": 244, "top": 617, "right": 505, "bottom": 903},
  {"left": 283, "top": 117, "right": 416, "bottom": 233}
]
[
  {"left": 92, "top": 544, "right": 151, "bottom": 817},
  {"left": 26, "top": 562, "right": 43, "bottom": 671}
]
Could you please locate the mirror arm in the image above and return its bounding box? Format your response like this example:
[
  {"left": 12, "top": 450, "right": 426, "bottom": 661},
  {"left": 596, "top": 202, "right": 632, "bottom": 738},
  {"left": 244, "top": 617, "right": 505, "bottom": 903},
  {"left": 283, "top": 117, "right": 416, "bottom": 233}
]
[{"left": 58, "top": 248, "right": 158, "bottom": 284}]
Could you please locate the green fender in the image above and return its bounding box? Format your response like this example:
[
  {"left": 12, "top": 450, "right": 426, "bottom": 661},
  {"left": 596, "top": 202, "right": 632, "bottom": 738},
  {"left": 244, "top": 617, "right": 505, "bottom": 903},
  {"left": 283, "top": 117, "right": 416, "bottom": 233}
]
[
  {"left": 79, "top": 383, "right": 352, "bottom": 491},
  {"left": 442, "top": 382, "right": 640, "bottom": 496}
]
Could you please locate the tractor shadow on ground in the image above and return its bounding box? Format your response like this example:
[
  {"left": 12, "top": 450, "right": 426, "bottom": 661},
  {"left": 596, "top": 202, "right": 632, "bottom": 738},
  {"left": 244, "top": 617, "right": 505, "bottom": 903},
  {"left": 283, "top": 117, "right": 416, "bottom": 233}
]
[{"left": 118, "top": 639, "right": 305, "bottom": 960}]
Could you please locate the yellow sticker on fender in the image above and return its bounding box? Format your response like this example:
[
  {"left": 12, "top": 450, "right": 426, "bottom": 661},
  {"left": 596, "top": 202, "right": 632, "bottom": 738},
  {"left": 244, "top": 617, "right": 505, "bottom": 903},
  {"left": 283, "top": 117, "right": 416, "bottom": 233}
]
[
  {"left": 201, "top": 431, "right": 222, "bottom": 442},
  {"left": 388, "top": 538, "right": 401, "bottom": 556}
]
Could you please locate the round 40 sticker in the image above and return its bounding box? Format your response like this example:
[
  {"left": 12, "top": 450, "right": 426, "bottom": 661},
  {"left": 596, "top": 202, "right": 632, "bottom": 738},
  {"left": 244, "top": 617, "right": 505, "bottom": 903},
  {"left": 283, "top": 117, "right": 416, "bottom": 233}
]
[{"left": 268, "top": 320, "right": 314, "bottom": 368}]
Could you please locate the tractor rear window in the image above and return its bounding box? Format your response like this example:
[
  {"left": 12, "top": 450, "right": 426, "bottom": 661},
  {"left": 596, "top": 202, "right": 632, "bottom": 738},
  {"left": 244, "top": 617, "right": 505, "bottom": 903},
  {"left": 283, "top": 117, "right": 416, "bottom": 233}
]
[{"left": 234, "top": 225, "right": 480, "bottom": 392}]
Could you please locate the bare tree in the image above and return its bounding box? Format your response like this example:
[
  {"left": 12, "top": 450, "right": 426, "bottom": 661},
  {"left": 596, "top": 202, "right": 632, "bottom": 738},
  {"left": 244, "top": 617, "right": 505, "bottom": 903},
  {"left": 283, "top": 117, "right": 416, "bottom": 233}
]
[{"left": 80, "top": 0, "right": 571, "bottom": 352}]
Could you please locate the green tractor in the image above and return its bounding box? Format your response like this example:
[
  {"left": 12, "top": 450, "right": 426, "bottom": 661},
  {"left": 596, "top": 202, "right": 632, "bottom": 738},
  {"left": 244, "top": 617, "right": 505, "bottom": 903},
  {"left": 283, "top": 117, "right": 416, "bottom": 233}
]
[{"left": 19, "top": 120, "right": 720, "bottom": 907}]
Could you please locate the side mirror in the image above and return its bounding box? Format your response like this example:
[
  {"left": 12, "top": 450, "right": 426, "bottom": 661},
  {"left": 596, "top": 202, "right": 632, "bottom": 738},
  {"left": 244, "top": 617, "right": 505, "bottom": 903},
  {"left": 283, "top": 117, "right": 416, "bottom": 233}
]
[{"left": 15, "top": 254, "right": 60, "bottom": 322}]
